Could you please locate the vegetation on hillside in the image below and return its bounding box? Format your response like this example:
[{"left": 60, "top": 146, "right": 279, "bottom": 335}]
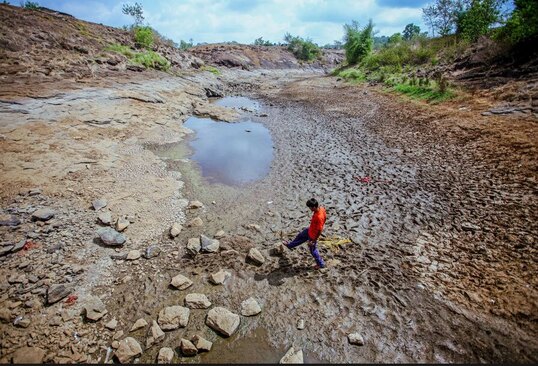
[{"left": 283, "top": 33, "right": 321, "bottom": 62}]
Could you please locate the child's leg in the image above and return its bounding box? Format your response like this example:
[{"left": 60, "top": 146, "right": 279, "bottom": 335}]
[
  {"left": 309, "top": 241, "right": 325, "bottom": 268},
  {"left": 286, "top": 228, "right": 309, "bottom": 249}
]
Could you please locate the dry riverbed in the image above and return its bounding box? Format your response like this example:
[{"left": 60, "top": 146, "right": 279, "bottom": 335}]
[{"left": 0, "top": 68, "right": 536, "bottom": 363}]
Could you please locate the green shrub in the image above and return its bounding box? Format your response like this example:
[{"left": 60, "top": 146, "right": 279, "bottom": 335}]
[
  {"left": 496, "top": 0, "right": 538, "bottom": 44},
  {"left": 337, "top": 68, "right": 366, "bottom": 83},
  {"left": 132, "top": 50, "right": 170, "bottom": 70},
  {"left": 201, "top": 65, "right": 220, "bottom": 75},
  {"left": 457, "top": 0, "right": 501, "bottom": 42},
  {"left": 393, "top": 83, "right": 455, "bottom": 103},
  {"left": 22, "top": 1, "right": 40, "bottom": 9},
  {"left": 283, "top": 33, "right": 320, "bottom": 62},
  {"left": 343, "top": 20, "right": 374, "bottom": 65},
  {"left": 134, "top": 26, "right": 154, "bottom": 49},
  {"left": 105, "top": 43, "right": 136, "bottom": 58}
]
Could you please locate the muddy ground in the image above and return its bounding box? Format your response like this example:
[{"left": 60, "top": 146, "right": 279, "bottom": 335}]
[{"left": 0, "top": 68, "right": 536, "bottom": 363}]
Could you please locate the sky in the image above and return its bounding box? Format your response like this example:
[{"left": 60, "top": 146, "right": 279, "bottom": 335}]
[{"left": 10, "top": 0, "right": 432, "bottom": 45}]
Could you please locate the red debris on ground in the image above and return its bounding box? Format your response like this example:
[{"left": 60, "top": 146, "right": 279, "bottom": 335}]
[
  {"left": 17, "top": 240, "right": 40, "bottom": 255},
  {"left": 65, "top": 294, "right": 78, "bottom": 306},
  {"left": 354, "top": 176, "right": 372, "bottom": 183}
]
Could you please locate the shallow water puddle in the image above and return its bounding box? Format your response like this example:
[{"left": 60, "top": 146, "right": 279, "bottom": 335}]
[
  {"left": 183, "top": 116, "right": 273, "bottom": 186},
  {"left": 214, "top": 96, "right": 260, "bottom": 111}
]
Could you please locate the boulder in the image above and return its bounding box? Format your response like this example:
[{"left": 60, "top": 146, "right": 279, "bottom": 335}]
[
  {"left": 180, "top": 338, "right": 197, "bottom": 356},
  {"left": 205, "top": 307, "right": 240, "bottom": 337},
  {"left": 170, "top": 223, "right": 182, "bottom": 238},
  {"left": 241, "top": 297, "right": 262, "bottom": 316},
  {"left": 348, "top": 332, "right": 364, "bottom": 346},
  {"left": 97, "top": 227, "right": 126, "bottom": 246},
  {"left": 192, "top": 335, "right": 212, "bottom": 352},
  {"left": 185, "top": 293, "right": 211, "bottom": 309},
  {"left": 247, "top": 248, "right": 265, "bottom": 265},
  {"left": 279, "top": 347, "right": 303, "bottom": 364},
  {"left": 200, "top": 235, "right": 219, "bottom": 253},
  {"left": 32, "top": 208, "right": 55, "bottom": 221},
  {"left": 146, "top": 321, "right": 165, "bottom": 348},
  {"left": 170, "top": 274, "right": 193, "bottom": 290},
  {"left": 83, "top": 296, "right": 107, "bottom": 321},
  {"left": 126, "top": 250, "right": 141, "bottom": 261},
  {"left": 130, "top": 318, "right": 148, "bottom": 332},
  {"left": 209, "top": 270, "right": 231, "bottom": 285},
  {"left": 11, "top": 347, "right": 45, "bottom": 364},
  {"left": 47, "top": 283, "right": 75, "bottom": 305},
  {"left": 158, "top": 306, "right": 190, "bottom": 330},
  {"left": 115, "top": 337, "right": 142, "bottom": 364},
  {"left": 98, "top": 211, "right": 112, "bottom": 225},
  {"left": 157, "top": 347, "right": 174, "bottom": 364},
  {"left": 92, "top": 198, "right": 107, "bottom": 211},
  {"left": 186, "top": 237, "right": 201, "bottom": 256},
  {"left": 116, "top": 218, "right": 130, "bottom": 232}
]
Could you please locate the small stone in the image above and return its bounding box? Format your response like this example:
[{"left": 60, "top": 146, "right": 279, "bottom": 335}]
[
  {"left": 97, "top": 227, "right": 126, "bottom": 246},
  {"left": 0, "top": 214, "right": 21, "bottom": 227},
  {"left": 272, "top": 242, "right": 285, "bottom": 256},
  {"left": 188, "top": 200, "right": 203, "bottom": 209},
  {"left": 113, "top": 330, "right": 124, "bottom": 340},
  {"left": 0, "top": 308, "right": 12, "bottom": 323},
  {"left": 192, "top": 335, "right": 212, "bottom": 352},
  {"left": 186, "top": 237, "right": 201, "bottom": 256},
  {"left": 297, "top": 319, "right": 305, "bottom": 330},
  {"left": 130, "top": 318, "right": 148, "bottom": 332},
  {"left": 49, "top": 316, "right": 62, "bottom": 326},
  {"left": 170, "top": 223, "right": 182, "bottom": 238},
  {"left": 115, "top": 337, "right": 142, "bottom": 364},
  {"left": 143, "top": 245, "right": 161, "bottom": 259},
  {"left": 170, "top": 274, "right": 193, "bottom": 290},
  {"left": 186, "top": 217, "right": 203, "bottom": 227},
  {"left": 280, "top": 347, "right": 303, "bottom": 363},
  {"left": 209, "top": 269, "right": 231, "bottom": 285},
  {"left": 116, "top": 218, "right": 130, "bottom": 232},
  {"left": 158, "top": 306, "right": 190, "bottom": 330},
  {"left": 111, "top": 341, "right": 120, "bottom": 349},
  {"left": 11, "top": 347, "right": 46, "bottom": 364},
  {"left": 462, "top": 222, "right": 480, "bottom": 232},
  {"left": 126, "top": 250, "right": 141, "bottom": 260},
  {"left": 205, "top": 307, "right": 240, "bottom": 337},
  {"left": 83, "top": 296, "right": 107, "bottom": 321},
  {"left": 247, "top": 224, "right": 261, "bottom": 232},
  {"left": 185, "top": 293, "right": 211, "bottom": 309},
  {"left": 98, "top": 211, "right": 112, "bottom": 225},
  {"left": 14, "top": 316, "right": 31, "bottom": 328},
  {"left": 157, "top": 347, "right": 174, "bottom": 364},
  {"left": 32, "top": 208, "right": 55, "bottom": 221},
  {"left": 247, "top": 247, "right": 265, "bottom": 266},
  {"left": 0, "top": 245, "right": 14, "bottom": 256},
  {"left": 146, "top": 321, "right": 165, "bottom": 348},
  {"left": 92, "top": 199, "right": 107, "bottom": 211},
  {"left": 47, "top": 284, "right": 75, "bottom": 305},
  {"left": 348, "top": 332, "right": 365, "bottom": 346},
  {"left": 105, "top": 318, "right": 118, "bottom": 330},
  {"left": 214, "top": 230, "right": 225, "bottom": 239},
  {"left": 241, "top": 297, "right": 262, "bottom": 316},
  {"left": 28, "top": 188, "right": 42, "bottom": 196},
  {"left": 180, "top": 338, "right": 197, "bottom": 356},
  {"left": 200, "top": 235, "right": 219, "bottom": 253}
]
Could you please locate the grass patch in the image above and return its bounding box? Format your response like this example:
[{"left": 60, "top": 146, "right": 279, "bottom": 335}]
[
  {"left": 392, "top": 83, "right": 455, "bottom": 103},
  {"left": 335, "top": 67, "right": 366, "bottom": 83},
  {"left": 105, "top": 43, "right": 136, "bottom": 58},
  {"left": 201, "top": 65, "right": 220, "bottom": 75},
  {"left": 105, "top": 43, "right": 170, "bottom": 71}
]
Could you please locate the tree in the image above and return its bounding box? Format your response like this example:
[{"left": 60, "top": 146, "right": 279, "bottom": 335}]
[
  {"left": 179, "top": 39, "right": 194, "bottom": 50},
  {"left": 498, "top": 0, "right": 538, "bottom": 44},
  {"left": 457, "top": 0, "right": 502, "bottom": 42},
  {"left": 403, "top": 23, "right": 421, "bottom": 40},
  {"left": 122, "top": 2, "right": 144, "bottom": 26},
  {"left": 388, "top": 32, "right": 403, "bottom": 44},
  {"left": 283, "top": 33, "right": 321, "bottom": 61},
  {"left": 423, "top": 0, "right": 469, "bottom": 36},
  {"left": 253, "top": 37, "right": 273, "bottom": 46},
  {"left": 343, "top": 20, "right": 374, "bottom": 65}
]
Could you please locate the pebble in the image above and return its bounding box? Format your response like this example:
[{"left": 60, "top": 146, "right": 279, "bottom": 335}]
[
  {"left": 170, "top": 274, "right": 193, "bottom": 290},
  {"left": 158, "top": 305, "right": 190, "bottom": 330},
  {"left": 297, "top": 319, "right": 305, "bottom": 330},
  {"left": 92, "top": 199, "right": 107, "bottom": 211},
  {"left": 200, "top": 235, "right": 219, "bottom": 253},
  {"left": 205, "top": 307, "right": 240, "bottom": 337},
  {"left": 241, "top": 297, "right": 262, "bottom": 316},
  {"left": 185, "top": 293, "right": 212, "bottom": 309},
  {"left": 130, "top": 318, "right": 148, "bottom": 332},
  {"left": 348, "top": 332, "right": 365, "bottom": 346},
  {"left": 143, "top": 245, "right": 161, "bottom": 259},
  {"left": 0, "top": 214, "right": 21, "bottom": 227},
  {"left": 116, "top": 218, "right": 130, "bottom": 232},
  {"left": 170, "top": 223, "right": 182, "bottom": 238},
  {"left": 98, "top": 211, "right": 112, "bottom": 225},
  {"left": 46, "top": 283, "right": 75, "bottom": 305},
  {"left": 214, "top": 230, "right": 225, "bottom": 239},
  {"left": 97, "top": 227, "right": 126, "bottom": 246},
  {"left": 157, "top": 347, "right": 174, "bottom": 364},
  {"left": 280, "top": 347, "right": 304, "bottom": 363},
  {"left": 188, "top": 200, "right": 203, "bottom": 209},
  {"left": 192, "top": 334, "right": 212, "bottom": 352},
  {"left": 115, "top": 337, "right": 142, "bottom": 364},
  {"left": 11, "top": 346, "right": 46, "bottom": 364},
  {"left": 126, "top": 250, "right": 141, "bottom": 261},
  {"left": 186, "top": 237, "right": 201, "bottom": 256},
  {"left": 186, "top": 217, "right": 203, "bottom": 227},
  {"left": 209, "top": 269, "right": 231, "bottom": 285},
  {"left": 146, "top": 321, "right": 165, "bottom": 348},
  {"left": 180, "top": 338, "right": 198, "bottom": 356},
  {"left": 32, "top": 208, "right": 55, "bottom": 221},
  {"left": 83, "top": 296, "right": 107, "bottom": 321},
  {"left": 247, "top": 248, "right": 265, "bottom": 265},
  {"left": 105, "top": 318, "right": 118, "bottom": 330}
]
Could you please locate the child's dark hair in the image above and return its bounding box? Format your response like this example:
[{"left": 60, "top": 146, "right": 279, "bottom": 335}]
[{"left": 306, "top": 198, "right": 318, "bottom": 208}]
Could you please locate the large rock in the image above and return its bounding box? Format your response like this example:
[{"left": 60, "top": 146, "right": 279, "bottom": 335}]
[
  {"left": 200, "top": 235, "right": 219, "bottom": 253},
  {"left": 47, "top": 283, "right": 75, "bottom": 305},
  {"left": 130, "top": 318, "right": 148, "bottom": 332},
  {"left": 92, "top": 198, "right": 107, "bottom": 211},
  {"left": 146, "top": 321, "right": 165, "bottom": 348},
  {"left": 115, "top": 337, "right": 142, "bottom": 364},
  {"left": 83, "top": 296, "right": 107, "bottom": 321},
  {"left": 180, "top": 338, "right": 198, "bottom": 356},
  {"left": 280, "top": 347, "right": 304, "bottom": 364},
  {"left": 32, "top": 208, "right": 55, "bottom": 221},
  {"left": 247, "top": 247, "right": 265, "bottom": 265},
  {"left": 158, "top": 306, "right": 190, "bottom": 330},
  {"left": 205, "top": 307, "right": 240, "bottom": 337},
  {"left": 209, "top": 270, "right": 231, "bottom": 285},
  {"left": 0, "top": 214, "right": 20, "bottom": 227},
  {"left": 192, "top": 335, "right": 212, "bottom": 352},
  {"left": 348, "top": 332, "right": 364, "bottom": 346},
  {"left": 186, "top": 237, "right": 201, "bottom": 256},
  {"left": 11, "top": 346, "right": 46, "bottom": 364},
  {"left": 241, "top": 297, "right": 262, "bottom": 316},
  {"left": 157, "top": 347, "right": 174, "bottom": 364},
  {"left": 97, "top": 227, "right": 126, "bottom": 246},
  {"left": 170, "top": 274, "right": 193, "bottom": 290},
  {"left": 185, "top": 293, "right": 211, "bottom": 309},
  {"left": 170, "top": 223, "right": 182, "bottom": 238}
]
